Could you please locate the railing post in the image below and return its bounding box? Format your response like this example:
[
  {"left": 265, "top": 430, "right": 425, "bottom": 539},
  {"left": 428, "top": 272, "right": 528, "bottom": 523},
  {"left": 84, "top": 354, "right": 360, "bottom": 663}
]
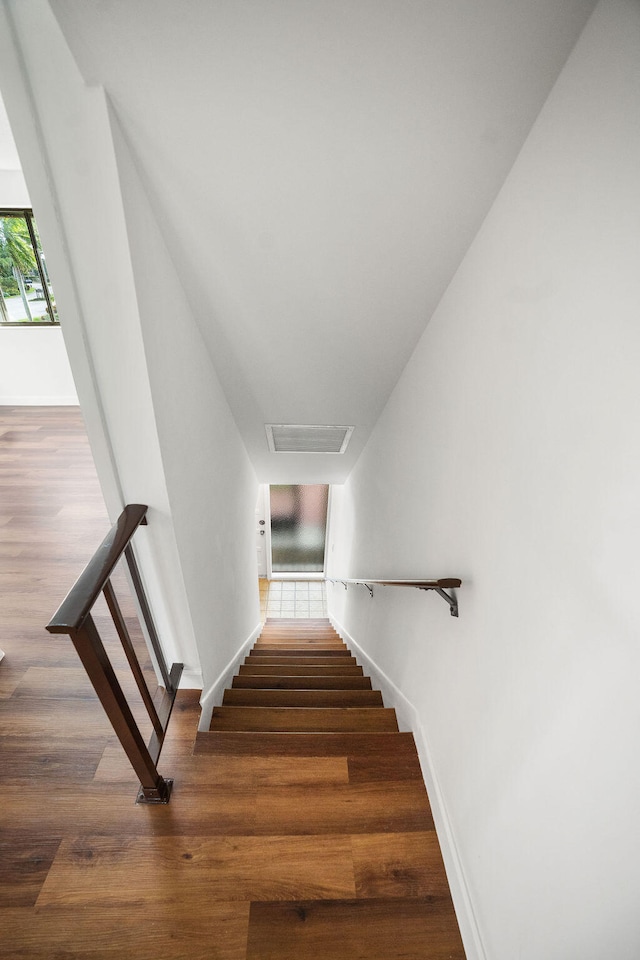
[
  {"left": 102, "top": 578, "right": 164, "bottom": 739},
  {"left": 70, "top": 613, "right": 173, "bottom": 803},
  {"left": 124, "top": 543, "right": 173, "bottom": 692}
]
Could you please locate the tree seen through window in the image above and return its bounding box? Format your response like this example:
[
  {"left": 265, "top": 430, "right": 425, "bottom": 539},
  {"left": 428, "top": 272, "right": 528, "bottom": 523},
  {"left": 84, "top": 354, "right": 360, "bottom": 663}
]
[{"left": 0, "top": 209, "right": 58, "bottom": 323}]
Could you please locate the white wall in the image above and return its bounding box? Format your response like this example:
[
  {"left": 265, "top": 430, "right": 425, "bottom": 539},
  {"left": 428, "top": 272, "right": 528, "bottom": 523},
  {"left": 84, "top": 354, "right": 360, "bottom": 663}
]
[
  {"left": 0, "top": 169, "right": 28, "bottom": 205},
  {"left": 109, "top": 108, "right": 260, "bottom": 697},
  {"left": 0, "top": 326, "right": 77, "bottom": 403},
  {"left": 0, "top": 3, "right": 198, "bottom": 683},
  {"left": 0, "top": 0, "right": 260, "bottom": 694},
  {"left": 328, "top": 2, "right": 640, "bottom": 958}
]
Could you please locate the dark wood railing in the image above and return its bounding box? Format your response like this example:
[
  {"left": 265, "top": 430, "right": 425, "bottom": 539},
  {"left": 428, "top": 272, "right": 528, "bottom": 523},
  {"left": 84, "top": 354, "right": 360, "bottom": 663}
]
[
  {"left": 47, "top": 504, "right": 183, "bottom": 803},
  {"left": 325, "top": 577, "right": 462, "bottom": 617}
]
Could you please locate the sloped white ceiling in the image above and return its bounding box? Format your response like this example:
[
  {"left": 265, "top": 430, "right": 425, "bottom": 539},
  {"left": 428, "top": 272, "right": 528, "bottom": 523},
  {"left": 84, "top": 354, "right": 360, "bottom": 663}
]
[{"left": 50, "top": 0, "right": 596, "bottom": 482}]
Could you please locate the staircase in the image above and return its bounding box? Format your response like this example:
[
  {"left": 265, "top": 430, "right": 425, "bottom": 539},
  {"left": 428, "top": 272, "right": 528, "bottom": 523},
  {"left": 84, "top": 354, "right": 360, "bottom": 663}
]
[{"left": 195, "top": 618, "right": 466, "bottom": 959}]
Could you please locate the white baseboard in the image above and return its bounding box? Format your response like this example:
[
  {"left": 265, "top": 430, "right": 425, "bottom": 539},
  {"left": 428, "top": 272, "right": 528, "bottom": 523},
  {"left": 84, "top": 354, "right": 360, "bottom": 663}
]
[
  {"left": 0, "top": 396, "right": 78, "bottom": 405},
  {"left": 197, "top": 621, "right": 262, "bottom": 731},
  {"left": 330, "top": 614, "right": 486, "bottom": 960}
]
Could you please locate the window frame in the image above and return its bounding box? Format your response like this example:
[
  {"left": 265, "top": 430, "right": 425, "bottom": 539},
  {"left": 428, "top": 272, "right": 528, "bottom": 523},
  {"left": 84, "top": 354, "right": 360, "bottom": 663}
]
[{"left": 0, "top": 207, "right": 59, "bottom": 325}]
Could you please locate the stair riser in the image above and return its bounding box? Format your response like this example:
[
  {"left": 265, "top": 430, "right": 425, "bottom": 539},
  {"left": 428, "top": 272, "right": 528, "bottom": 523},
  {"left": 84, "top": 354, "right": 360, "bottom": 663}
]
[
  {"left": 239, "top": 665, "right": 364, "bottom": 676},
  {"left": 244, "top": 657, "right": 357, "bottom": 666},
  {"left": 254, "top": 645, "right": 347, "bottom": 651},
  {"left": 256, "top": 638, "right": 345, "bottom": 643},
  {"left": 250, "top": 648, "right": 352, "bottom": 657},
  {"left": 210, "top": 706, "right": 399, "bottom": 733},
  {"left": 232, "top": 676, "right": 373, "bottom": 690},
  {"left": 195, "top": 731, "right": 419, "bottom": 758},
  {"left": 223, "top": 690, "right": 384, "bottom": 707},
  {"left": 262, "top": 620, "right": 342, "bottom": 640}
]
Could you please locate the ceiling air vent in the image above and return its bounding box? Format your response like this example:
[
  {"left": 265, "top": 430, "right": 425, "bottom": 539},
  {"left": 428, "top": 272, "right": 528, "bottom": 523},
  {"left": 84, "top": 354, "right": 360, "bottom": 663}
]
[{"left": 265, "top": 423, "right": 354, "bottom": 454}]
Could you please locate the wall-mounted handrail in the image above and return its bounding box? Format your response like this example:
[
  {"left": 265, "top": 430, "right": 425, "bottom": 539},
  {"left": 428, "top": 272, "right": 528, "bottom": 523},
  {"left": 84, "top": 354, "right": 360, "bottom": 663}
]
[
  {"left": 47, "top": 504, "right": 183, "bottom": 803},
  {"left": 325, "top": 577, "right": 462, "bottom": 617}
]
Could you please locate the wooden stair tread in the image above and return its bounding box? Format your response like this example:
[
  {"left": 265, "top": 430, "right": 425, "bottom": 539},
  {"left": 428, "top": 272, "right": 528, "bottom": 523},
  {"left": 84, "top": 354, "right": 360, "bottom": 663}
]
[
  {"left": 258, "top": 633, "right": 339, "bottom": 636},
  {"left": 223, "top": 689, "right": 383, "bottom": 707},
  {"left": 256, "top": 640, "right": 341, "bottom": 643},
  {"left": 256, "top": 638, "right": 342, "bottom": 642},
  {"left": 250, "top": 648, "right": 352, "bottom": 657},
  {"left": 256, "top": 636, "right": 344, "bottom": 642},
  {"left": 256, "top": 634, "right": 343, "bottom": 640},
  {"left": 239, "top": 664, "right": 364, "bottom": 676},
  {"left": 254, "top": 643, "right": 346, "bottom": 650},
  {"left": 209, "top": 706, "right": 399, "bottom": 733},
  {"left": 232, "top": 675, "right": 373, "bottom": 690},
  {"left": 263, "top": 618, "right": 335, "bottom": 625},
  {"left": 245, "top": 656, "right": 357, "bottom": 666},
  {"left": 258, "top": 631, "right": 341, "bottom": 637},
  {"left": 261, "top": 622, "right": 338, "bottom": 625}
]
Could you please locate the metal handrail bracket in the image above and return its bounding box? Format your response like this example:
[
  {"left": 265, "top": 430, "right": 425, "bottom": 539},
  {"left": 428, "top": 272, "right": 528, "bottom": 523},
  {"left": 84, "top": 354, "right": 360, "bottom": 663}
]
[{"left": 325, "top": 577, "right": 461, "bottom": 617}]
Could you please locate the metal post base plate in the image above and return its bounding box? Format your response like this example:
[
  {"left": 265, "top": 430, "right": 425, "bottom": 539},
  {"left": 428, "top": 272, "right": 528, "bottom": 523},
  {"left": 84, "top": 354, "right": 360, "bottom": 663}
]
[{"left": 136, "top": 778, "right": 174, "bottom": 804}]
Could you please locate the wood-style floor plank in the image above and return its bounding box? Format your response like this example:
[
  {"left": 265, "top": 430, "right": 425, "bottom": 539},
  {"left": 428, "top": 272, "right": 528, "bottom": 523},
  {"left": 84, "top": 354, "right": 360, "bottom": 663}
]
[
  {"left": 12, "top": 666, "right": 105, "bottom": 700},
  {"left": 0, "top": 736, "right": 106, "bottom": 784},
  {"left": 347, "top": 747, "right": 425, "bottom": 783},
  {"left": 246, "top": 898, "right": 466, "bottom": 960},
  {"left": 38, "top": 835, "right": 357, "bottom": 907},
  {"left": 0, "top": 903, "right": 250, "bottom": 960},
  {"left": 94, "top": 747, "right": 349, "bottom": 788},
  {"left": 351, "top": 832, "right": 452, "bottom": 899},
  {"left": 0, "top": 696, "right": 113, "bottom": 738},
  {"left": 0, "top": 839, "right": 62, "bottom": 907},
  {"left": 0, "top": 781, "right": 259, "bottom": 839},
  {"left": 254, "top": 780, "right": 433, "bottom": 834}
]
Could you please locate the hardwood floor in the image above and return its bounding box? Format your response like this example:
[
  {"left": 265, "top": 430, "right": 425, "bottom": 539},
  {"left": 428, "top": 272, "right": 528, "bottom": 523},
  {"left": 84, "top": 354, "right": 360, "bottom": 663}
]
[{"left": 0, "top": 407, "right": 465, "bottom": 959}]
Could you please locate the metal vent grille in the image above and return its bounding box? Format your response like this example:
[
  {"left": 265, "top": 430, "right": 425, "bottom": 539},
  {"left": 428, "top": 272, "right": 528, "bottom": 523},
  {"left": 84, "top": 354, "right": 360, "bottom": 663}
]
[{"left": 265, "top": 424, "right": 354, "bottom": 454}]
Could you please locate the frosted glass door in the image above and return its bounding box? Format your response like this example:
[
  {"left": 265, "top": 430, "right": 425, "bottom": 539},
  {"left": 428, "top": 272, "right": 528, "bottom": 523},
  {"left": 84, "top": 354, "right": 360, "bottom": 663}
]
[{"left": 269, "top": 485, "right": 329, "bottom": 572}]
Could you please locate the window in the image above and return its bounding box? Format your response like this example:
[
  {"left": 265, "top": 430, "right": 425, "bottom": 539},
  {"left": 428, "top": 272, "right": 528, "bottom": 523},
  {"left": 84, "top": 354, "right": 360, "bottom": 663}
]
[
  {"left": 0, "top": 209, "right": 58, "bottom": 324},
  {"left": 269, "top": 484, "right": 329, "bottom": 572}
]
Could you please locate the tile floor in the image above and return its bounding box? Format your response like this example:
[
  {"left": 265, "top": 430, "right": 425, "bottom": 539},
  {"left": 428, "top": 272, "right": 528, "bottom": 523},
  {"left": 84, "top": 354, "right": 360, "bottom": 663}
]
[{"left": 259, "top": 578, "right": 327, "bottom": 620}]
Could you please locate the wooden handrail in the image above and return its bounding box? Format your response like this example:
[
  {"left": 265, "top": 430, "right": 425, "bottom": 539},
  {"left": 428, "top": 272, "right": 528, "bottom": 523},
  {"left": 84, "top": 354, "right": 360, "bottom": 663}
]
[
  {"left": 47, "top": 503, "right": 148, "bottom": 635},
  {"left": 328, "top": 578, "right": 461, "bottom": 589},
  {"left": 46, "top": 504, "right": 183, "bottom": 803},
  {"left": 325, "top": 577, "right": 461, "bottom": 616}
]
